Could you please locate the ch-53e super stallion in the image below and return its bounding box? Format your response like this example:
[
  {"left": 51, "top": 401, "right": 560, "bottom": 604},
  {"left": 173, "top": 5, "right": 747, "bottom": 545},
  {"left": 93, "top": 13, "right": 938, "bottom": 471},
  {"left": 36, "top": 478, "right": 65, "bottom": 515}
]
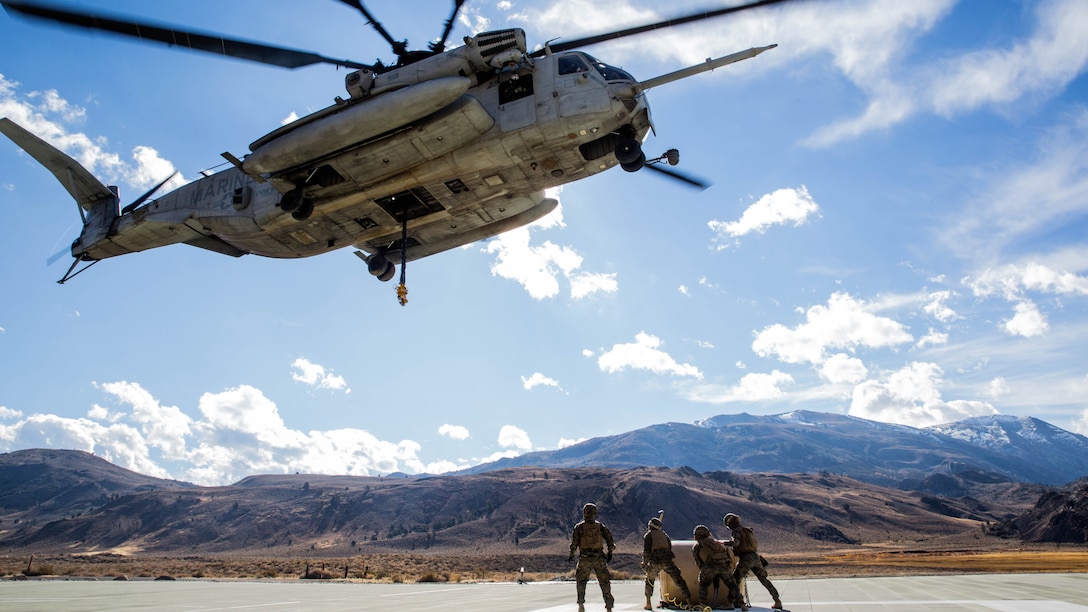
[{"left": 1, "top": 0, "right": 783, "bottom": 305}]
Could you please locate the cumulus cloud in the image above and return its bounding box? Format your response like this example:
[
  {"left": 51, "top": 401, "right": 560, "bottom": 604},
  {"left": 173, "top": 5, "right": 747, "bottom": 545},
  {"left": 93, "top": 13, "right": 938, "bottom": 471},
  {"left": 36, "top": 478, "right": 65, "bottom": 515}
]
[
  {"left": 0, "top": 74, "right": 186, "bottom": 191},
  {"left": 819, "top": 353, "right": 869, "bottom": 385},
  {"left": 684, "top": 370, "right": 794, "bottom": 404},
  {"left": 485, "top": 200, "right": 617, "bottom": 300},
  {"left": 1001, "top": 300, "right": 1048, "bottom": 337},
  {"left": 923, "top": 291, "right": 960, "bottom": 323},
  {"left": 438, "top": 424, "right": 470, "bottom": 440},
  {"left": 0, "top": 406, "right": 24, "bottom": 420},
  {"left": 498, "top": 425, "right": 532, "bottom": 451},
  {"left": 849, "top": 361, "right": 998, "bottom": 427},
  {"left": 558, "top": 436, "right": 587, "bottom": 449},
  {"left": 522, "top": 372, "right": 562, "bottom": 391},
  {"left": 1072, "top": 408, "right": 1088, "bottom": 436},
  {"left": 597, "top": 332, "right": 703, "bottom": 379},
  {"left": 291, "top": 358, "right": 350, "bottom": 393},
  {"left": 752, "top": 292, "right": 913, "bottom": 366},
  {"left": 709, "top": 186, "right": 820, "bottom": 250},
  {"left": 916, "top": 328, "right": 949, "bottom": 348},
  {"left": 0, "top": 381, "right": 464, "bottom": 485}
]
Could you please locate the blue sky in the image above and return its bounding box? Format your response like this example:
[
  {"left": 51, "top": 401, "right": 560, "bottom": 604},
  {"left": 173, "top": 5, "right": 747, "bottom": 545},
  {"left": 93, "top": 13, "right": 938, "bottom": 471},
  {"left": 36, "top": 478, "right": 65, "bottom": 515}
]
[{"left": 2, "top": 0, "right": 1087, "bottom": 485}]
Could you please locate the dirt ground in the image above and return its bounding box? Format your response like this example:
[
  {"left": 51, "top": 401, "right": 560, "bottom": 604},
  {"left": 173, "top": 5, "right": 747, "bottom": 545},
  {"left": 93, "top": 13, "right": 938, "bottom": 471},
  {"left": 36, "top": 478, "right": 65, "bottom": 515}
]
[{"left": 4, "top": 545, "right": 1087, "bottom": 582}]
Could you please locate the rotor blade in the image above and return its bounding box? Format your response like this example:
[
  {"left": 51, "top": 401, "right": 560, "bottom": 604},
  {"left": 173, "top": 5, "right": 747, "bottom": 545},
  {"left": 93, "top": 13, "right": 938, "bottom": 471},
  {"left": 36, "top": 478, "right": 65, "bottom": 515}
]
[
  {"left": 430, "top": 0, "right": 466, "bottom": 53},
  {"left": 334, "top": 0, "right": 407, "bottom": 56},
  {"left": 530, "top": 0, "right": 793, "bottom": 57},
  {"left": 46, "top": 246, "right": 69, "bottom": 266},
  {"left": 120, "top": 170, "right": 178, "bottom": 215},
  {"left": 643, "top": 163, "right": 711, "bottom": 190},
  {"left": 2, "top": 1, "right": 372, "bottom": 69}
]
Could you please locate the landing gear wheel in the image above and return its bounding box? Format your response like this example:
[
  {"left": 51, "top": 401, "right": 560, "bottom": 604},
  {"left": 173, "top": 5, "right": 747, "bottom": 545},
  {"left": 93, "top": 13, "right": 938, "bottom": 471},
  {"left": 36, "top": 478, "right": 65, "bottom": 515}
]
[
  {"left": 291, "top": 199, "right": 314, "bottom": 220},
  {"left": 376, "top": 263, "right": 396, "bottom": 282},
  {"left": 615, "top": 138, "right": 643, "bottom": 164},
  {"left": 279, "top": 188, "right": 303, "bottom": 212},
  {"left": 367, "top": 254, "right": 389, "bottom": 276},
  {"left": 621, "top": 151, "right": 646, "bottom": 172}
]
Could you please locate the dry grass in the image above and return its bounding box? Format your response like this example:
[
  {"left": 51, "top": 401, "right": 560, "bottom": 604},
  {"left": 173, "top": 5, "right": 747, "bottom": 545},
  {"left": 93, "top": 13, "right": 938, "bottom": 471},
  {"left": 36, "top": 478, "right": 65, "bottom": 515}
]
[{"left": 4, "top": 544, "right": 1086, "bottom": 582}]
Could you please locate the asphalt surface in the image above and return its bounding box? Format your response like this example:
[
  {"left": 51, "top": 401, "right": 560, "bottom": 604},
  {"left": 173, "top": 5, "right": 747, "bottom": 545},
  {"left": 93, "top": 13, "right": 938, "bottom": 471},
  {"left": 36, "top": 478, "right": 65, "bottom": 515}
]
[{"left": 2, "top": 573, "right": 1087, "bottom": 611}]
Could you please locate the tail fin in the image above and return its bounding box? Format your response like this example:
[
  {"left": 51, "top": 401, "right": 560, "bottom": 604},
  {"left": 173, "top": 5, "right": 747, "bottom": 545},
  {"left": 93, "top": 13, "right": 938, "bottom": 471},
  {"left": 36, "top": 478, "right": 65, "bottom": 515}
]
[{"left": 0, "top": 117, "right": 119, "bottom": 281}]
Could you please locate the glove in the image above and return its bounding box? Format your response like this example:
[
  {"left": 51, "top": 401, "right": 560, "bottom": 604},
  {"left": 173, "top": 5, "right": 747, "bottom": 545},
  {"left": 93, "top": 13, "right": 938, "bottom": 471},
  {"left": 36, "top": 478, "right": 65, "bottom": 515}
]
[
  {"left": 567, "top": 554, "right": 574, "bottom": 564},
  {"left": 605, "top": 551, "right": 613, "bottom": 562}
]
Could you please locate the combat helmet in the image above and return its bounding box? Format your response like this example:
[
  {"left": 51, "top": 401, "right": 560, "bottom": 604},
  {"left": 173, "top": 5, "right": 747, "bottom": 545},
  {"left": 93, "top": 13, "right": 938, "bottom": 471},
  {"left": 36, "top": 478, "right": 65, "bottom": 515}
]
[
  {"left": 723, "top": 513, "right": 740, "bottom": 529},
  {"left": 582, "top": 503, "right": 598, "bottom": 520},
  {"left": 693, "top": 524, "right": 711, "bottom": 539},
  {"left": 648, "top": 517, "right": 662, "bottom": 529}
]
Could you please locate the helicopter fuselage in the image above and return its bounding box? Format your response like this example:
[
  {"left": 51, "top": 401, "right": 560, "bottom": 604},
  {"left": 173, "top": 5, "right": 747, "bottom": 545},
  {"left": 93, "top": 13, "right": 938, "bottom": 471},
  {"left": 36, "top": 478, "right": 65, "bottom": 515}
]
[{"left": 78, "top": 46, "right": 653, "bottom": 270}]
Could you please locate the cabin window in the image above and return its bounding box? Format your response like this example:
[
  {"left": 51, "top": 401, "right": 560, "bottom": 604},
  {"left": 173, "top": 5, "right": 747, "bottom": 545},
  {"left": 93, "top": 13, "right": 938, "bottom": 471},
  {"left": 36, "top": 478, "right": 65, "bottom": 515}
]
[{"left": 557, "top": 55, "right": 590, "bottom": 75}]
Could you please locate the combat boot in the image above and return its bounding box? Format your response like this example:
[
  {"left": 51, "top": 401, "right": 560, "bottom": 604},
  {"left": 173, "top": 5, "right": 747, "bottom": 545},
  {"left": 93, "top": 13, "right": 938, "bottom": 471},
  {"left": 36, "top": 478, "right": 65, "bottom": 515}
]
[
  {"left": 577, "top": 605, "right": 585, "bottom": 612},
  {"left": 644, "top": 595, "right": 653, "bottom": 609},
  {"left": 773, "top": 598, "right": 784, "bottom": 609}
]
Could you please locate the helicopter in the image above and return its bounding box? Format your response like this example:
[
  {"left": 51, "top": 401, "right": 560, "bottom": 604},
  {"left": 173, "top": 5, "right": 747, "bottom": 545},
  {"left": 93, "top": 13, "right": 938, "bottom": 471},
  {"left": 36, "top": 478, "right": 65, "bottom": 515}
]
[{"left": 0, "top": 0, "right": 783, "bottom": 305}]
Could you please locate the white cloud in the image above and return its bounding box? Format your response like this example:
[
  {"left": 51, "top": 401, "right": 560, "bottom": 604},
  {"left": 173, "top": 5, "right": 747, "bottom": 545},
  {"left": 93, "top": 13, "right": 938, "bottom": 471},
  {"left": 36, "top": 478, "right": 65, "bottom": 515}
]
[
  {"left": 916, "top": 328, "right": 949, "bottom": 348},
  {"left": 1072, "top": 407, "right": 1088, "bottom": 436},
  {"left": 558, "top": 436, "right": 587, "bottom": 449},
  {"left": 98, "top": 381, "right": 192, "bottom": 460},
  {"left": 923, "top": 291, "right": 960, "bottom": 323},
  {"left": 968, "top": 262, "right": 1088, "bottom": 300},
  {"left": 291, "top": 358, "right": 350, "bottom": 393},
  {"left": 498, "top": 425, "right": 532, "bottom": 451},
  {"left": 803, "top": 0, "right": 1088, "bottom": 146},
  {"left": 0, "top": 413, "right": 170, "bottom": 478},
  {"left": 709, "top": 186, "right": 820, "bottom": 250},
  {"left": 849, "top": 361, "right": 998, "bottom": 427},
  {"left": 819, "top": 353, "right": 869, "bottom": 385},
  {"left": 685, "top": 370, "right": 794, "bottom": 404},
  {"left": 581, "top": 348, "right": 595, "bottom": 358},
  {"left": 988, "top": 377, "right": 1011, "bottom": 399},
  {"left": 678, "top": 285, "right": 690, "bottom": 296},
  {"left": 438, "top": 424, "right": 470, "bottom": 440},
  {"left": 522, "top": 372, "right": 562, "bottom": 391},
  {"left": 598, "top": 331, "right": 703, "bottom": 379},
  {"left": 752, "top": 292, "right": 913, "bottom": 365},
  {"left": 0, "top": 381, "right": 453, "bottom": 485},
  {"left": 1003, "top": 300, "right": 1049, "bottom": 338},
  {"left": 484, "top": 200, "right": 617, "bottom": 300},
  {"left": 0, "top": 406, "right": 24, "bottom": 420},
  {"left": 0, "top": 74, "right": 186, "bottom": 191}
]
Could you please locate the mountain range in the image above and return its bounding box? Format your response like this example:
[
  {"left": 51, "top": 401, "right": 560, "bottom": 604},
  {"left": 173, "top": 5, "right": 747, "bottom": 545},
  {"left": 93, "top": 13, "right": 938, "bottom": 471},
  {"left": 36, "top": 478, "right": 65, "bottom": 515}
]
[
  {"left": 464, "top": 411, "right": 1088, "bottom": 487},
  {"left": 2, "top": 411, "right": 1087, "bottom": 558}
]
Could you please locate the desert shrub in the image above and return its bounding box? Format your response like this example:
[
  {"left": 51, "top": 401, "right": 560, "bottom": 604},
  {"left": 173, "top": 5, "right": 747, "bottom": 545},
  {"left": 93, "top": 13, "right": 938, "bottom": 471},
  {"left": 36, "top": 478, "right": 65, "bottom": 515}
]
[{"left": 417, "top": 572, "right": 446, "bottom": 583}]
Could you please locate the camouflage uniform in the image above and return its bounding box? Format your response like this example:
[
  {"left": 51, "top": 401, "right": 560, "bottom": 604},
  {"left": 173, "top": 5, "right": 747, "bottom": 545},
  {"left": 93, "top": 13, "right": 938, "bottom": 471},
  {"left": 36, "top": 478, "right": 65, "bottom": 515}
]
[
  {"left": 691, "top": 524, "right": 740, "bottom": 607},
  {"left": 569, "top": 503, "right": 616, "bottom": 611},
  {"left": 643, "top": 518, "right": 691, "bottom": 604},
  {"left": 725, "top": 513, "right": 782, "bottom": 610}
]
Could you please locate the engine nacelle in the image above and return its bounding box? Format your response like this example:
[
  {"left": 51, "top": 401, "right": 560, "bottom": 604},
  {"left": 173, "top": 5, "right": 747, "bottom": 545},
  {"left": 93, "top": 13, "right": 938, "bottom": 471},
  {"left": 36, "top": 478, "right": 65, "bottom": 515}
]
[{"left": 344, "top": 29, "right": 529, "bottom": 100}]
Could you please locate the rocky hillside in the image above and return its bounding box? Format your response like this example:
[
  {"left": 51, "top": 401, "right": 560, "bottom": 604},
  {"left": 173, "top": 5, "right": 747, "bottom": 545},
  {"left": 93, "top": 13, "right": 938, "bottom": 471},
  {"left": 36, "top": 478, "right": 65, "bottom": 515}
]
[
  {"left": 0, "top": 451, "right": 1047, "bottom": 558},
  {"left": 987, "top": 478, "right": 1088, "bottom": 543},
  {"left": 0, "top": 448, "right": 191, "bottom": 524}
]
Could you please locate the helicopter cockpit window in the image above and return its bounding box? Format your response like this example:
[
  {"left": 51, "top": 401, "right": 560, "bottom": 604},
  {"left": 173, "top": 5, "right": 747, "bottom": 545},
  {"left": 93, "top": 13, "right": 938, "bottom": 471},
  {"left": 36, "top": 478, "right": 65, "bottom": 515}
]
[
  {"left": 584, "top": 54, "right": 635, "bottom": 82},
  {"left": 557, "top": 55, "right": 591, "bottom": 75}
]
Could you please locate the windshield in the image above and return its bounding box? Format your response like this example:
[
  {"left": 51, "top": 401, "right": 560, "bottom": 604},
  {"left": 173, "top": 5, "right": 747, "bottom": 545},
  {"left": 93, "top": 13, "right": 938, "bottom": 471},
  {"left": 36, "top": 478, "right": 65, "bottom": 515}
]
[{"left": 585, "top": 54, "right": 635, "bottom": 82}]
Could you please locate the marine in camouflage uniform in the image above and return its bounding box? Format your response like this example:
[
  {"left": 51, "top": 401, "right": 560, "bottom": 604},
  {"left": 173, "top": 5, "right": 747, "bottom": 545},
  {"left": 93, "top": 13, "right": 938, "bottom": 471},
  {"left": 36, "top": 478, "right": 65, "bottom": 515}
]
[
  {"left": 724, "top": 513, "right": 783, "bottom": 610},
  {"left": 569, "top": 502, "right": 616, "bottom": 612},
  {"left": 691, "top": 524, "right": 740, "bottom": 609},
  {"left": 642, "top": 516, "right": 691, "bottom": 610}
]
